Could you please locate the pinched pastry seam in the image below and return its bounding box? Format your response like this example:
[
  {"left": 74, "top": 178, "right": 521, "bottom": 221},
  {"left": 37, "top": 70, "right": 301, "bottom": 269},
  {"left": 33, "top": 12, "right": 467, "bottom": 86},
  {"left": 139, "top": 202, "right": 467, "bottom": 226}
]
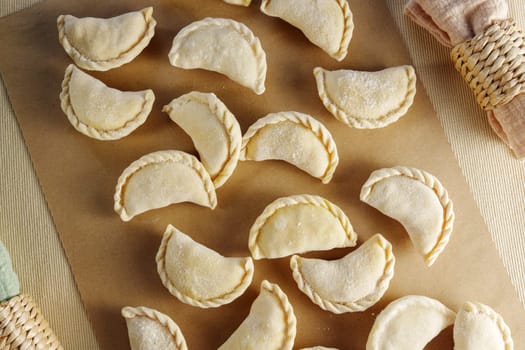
[
  {"left": 367, "top": 295, "right": 455, "bottom": 349},
  {"left": 314, "top": 66, "right": 416, "bottom": 129},
  {"left": 290, "top": 235, "right": 395, "bottom": 313},
  {"left": 57, "top": 7, "right": 156, "bottom": 71},
  {"left": 240, "top": 111, "right": 339, "bottom": 184},
  {"left": 249, "top": 194, "right": 357, "bottom": 259},
  {"left": 163, "top": 93, "right": 242, "bottom": 188},
  {"left": 113, "top": 150, "right": 217, "bottom": 222},
  {"left": 121, "top": 306, "right": 188, "bottom": 350},
  {"left": 332, "top": 0, "right": 353, "bottom": 61},
  {"left": 260, "top": 0, "right": 353, "bottom": 61},
  {"left": 459, "top": 302, "right": 514, "bottom": 350},
  {"left": 168, "top": 17, "right": 267, "bottom": 94},
  {"left": 155, "top": 225, "right": 254, "bottom": 308},
  {"left": 360, "top": 166, "right": 454, "bottom": 267},
  {"left": 60, "top": 65, "right": 154, "bottom": 140},
  {"left": 260, "top": 280, "right": 297, "bottom": 350}
]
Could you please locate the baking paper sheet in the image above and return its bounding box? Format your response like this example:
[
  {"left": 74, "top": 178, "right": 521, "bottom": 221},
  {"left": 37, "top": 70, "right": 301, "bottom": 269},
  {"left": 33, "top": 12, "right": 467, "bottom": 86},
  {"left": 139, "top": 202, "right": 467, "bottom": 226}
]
[{"left": 0, "top": 0, "right": 523, "bottom": 348}]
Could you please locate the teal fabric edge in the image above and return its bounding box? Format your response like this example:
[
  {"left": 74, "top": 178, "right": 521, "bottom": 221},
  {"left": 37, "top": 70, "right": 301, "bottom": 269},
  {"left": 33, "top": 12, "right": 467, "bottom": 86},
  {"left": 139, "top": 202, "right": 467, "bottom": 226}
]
[{"left": 0, "top": 241, "right": 20, "bottom": 302}]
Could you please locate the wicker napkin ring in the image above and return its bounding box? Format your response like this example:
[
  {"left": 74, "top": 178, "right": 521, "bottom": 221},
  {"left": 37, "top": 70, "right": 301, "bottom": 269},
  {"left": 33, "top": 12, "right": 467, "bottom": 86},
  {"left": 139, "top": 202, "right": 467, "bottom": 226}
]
[
  {"left": 0, "top": 294, "right": 63, "bottom": 350},
  {"left": 451, "top": 19, "right": 525, "bottom": 110}
]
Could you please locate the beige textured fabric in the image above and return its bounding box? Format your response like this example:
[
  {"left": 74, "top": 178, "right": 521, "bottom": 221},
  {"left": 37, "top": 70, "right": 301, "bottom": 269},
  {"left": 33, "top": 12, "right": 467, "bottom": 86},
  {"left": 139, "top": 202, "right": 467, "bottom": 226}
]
[
  {"left": 0, "top": 1, "right": 524, "bottom": 349},
  {"left": 0, "top": 2, "right": 100, "bottom": 350},
  {"left": 405, "top": 0, "right": 525, "bottom": 160}
]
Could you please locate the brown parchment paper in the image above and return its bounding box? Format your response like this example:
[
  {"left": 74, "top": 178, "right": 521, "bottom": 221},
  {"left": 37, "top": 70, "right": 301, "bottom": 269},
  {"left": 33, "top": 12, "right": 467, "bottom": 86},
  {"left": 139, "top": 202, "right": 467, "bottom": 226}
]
[{"left": 0, "top": 0, "right": 523, "bottom": 348}]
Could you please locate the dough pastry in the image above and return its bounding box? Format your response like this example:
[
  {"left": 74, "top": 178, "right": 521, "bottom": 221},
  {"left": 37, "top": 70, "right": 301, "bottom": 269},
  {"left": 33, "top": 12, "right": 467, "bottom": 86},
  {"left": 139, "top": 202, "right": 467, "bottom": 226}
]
[
  {"left": 301, "top": 347, "right": 338, "bottom": 350},
  {"left": 240, "top": 111, "right": 339, "bottom": 184},
  {"left": 360, "top": 166, "right": 454, "bottom": 266},
  {"left": 57, "top": 7, "right": 156, "bottom": 71},
  {"left": 290, "top": 233, "right": 395, "bottom": 314},
  {"left": 218, "top": 280, "right": 296, "bottom": 350},
  {"left": 249, "top": 194, "right": 357, "bottom": 259},
  {"left": 114, "top": 150, "right": 217, "bottom": 221},
  {"left": 223, "top": 0, "right": 251, "bottom": 6},
  {"left": 454, "top": 302, "right": 514, "bottom": 350},
  {"left": 60, "top": 64, "right": 154, "bottom": 140},
  {"left": 121, "top": 306, "right": 188, "bottom": 350},
  {"left": 260, "top": 0, "right": 353, "bottom": 61},
  {"left": 156, "top": 224, "right": 254, "bottom": 308},
  {"left": 168, "top": 18, "right": 267, "bottom": 94},
  {"left": 366, "top": 295, "right": 456, "bottom": 350},
  {"left": 163, "top": 92, "right": 241, "bottom": 188},
  {"left": 314, "top": 66, "right": 416, "bottom": 128}
]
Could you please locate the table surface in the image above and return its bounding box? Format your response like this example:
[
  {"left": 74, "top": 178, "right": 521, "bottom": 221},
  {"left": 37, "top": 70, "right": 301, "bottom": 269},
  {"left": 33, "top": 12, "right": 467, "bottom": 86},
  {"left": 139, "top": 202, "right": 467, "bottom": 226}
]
[{"left": 1, "top": 0, "right": 524, "bottom": 349}]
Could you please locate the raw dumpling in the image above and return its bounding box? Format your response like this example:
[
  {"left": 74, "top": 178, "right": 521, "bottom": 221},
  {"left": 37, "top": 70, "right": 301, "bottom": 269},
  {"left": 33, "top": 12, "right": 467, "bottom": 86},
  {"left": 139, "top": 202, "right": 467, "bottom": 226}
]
[
  {"left": 241, "top": 111, "right": 339, "bottom": 184},
  {"left": 314, "top": 66, "right": 416, "bottom": 128},
  {"left": 218, "top": 280, "right": 296, "bottom": 350},
  {"left": 169, "top": 18, "right": 267, "bottom": 94},
  {"left": 114, "top": 150, "right": 217, "bottom": 221},
  {"left": 156, "top": 225, "right": 254, "bottom": 308},
  {"left": 57, "top": 7, "right": 156, "bottom": 71},
  {"left": 260, "top": 0, "right": 353, "bottom": 61},
  {"left": 249, "top": 194, "right": 357, "bottom": 259},
  {"left": 454, "top": 302, "right": 513, "bottom": 350},
  {"left": 360, "top": 166, "right": 454, "bottom": 266},
  {"left": 60, "top": 64, "right": 154, "bottom": 140},
  {"left": 122, "top": 306, "right": 188, "bottom": 350},
  {"left": 163, "top": 92, "right": 241, "bottom": 188},
  {"left": 366, "top": 295, "right": 456, "bottom": 350},
  {"left": 291, "top": 233, "right": 395, "bottom": 313}
]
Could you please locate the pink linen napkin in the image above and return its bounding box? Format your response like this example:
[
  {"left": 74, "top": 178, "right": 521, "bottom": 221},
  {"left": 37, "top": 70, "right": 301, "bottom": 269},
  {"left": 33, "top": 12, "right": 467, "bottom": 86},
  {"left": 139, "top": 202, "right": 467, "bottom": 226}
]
[{"left": 405, "top": 0, "right": 525, "bottom": 160}]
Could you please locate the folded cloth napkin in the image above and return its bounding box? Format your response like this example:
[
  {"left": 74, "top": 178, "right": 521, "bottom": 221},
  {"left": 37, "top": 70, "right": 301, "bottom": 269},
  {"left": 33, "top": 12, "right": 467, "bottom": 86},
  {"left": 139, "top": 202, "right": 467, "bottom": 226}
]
[{"left": 405, "top": 0, "right": 525, "bottom": 160}]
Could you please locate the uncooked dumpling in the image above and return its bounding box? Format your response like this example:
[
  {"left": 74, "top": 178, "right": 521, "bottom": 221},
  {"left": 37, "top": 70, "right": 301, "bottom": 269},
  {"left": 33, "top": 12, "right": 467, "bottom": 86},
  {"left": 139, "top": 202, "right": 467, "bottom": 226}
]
[
  {"left": 122, "top": 306, "right": 188, "bottom": 350},
  {"left": 454, "top": 302, "right": 513, "bottom": 350},
  {"left": 168, "top": 18, "right": 267, "bottom": 94},
  {"left": 57, "top": 7, "right": 156, "bottom": 71},
  {"left": 291, "top": 233, "right": 395, "bottom": 313},
  {"left": 360, "top": 166, "right": 454, "bottom": 266},
  {"left": 114, "top": 150, "right": 217, "bottom": 221},
  {"left": 366, "top": 295, "right": 456, "bottom": 350},
  {"left": 60, "top": 64, "right": 154, "bottom": 140},
  {"left": 163, "top": 91, "right": 241, "bottom": 188},
  {"left": 249, "top": 194, "right": 357, "bottom": 259},
  {"left": 241, "top": 111, "right": 339, "bottom": 184},
  {"left": 260, "top": 0, "right": 353, "bottom": 61},
  {"left": 156, "top": 225, "right": 254, "bottom": 308},
  {"left": 218, "top": 280, "right": 296, "bottom": 350},
  {"left": 314, "top": 66, "right": 416, "bottom": 128}
]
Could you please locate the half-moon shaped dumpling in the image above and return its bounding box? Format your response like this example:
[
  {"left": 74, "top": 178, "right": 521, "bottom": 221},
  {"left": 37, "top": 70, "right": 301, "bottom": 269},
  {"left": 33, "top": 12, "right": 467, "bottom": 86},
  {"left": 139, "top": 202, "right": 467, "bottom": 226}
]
[
  {"left": 156, "top": 224, "right": 254, "bottom": 308},
  {"left": 114, "top": 150, "right": 217, "bottom": 221},
  {"left": 57, "top": 7, "right": 156, "bottom": 71},
  {"left": 260, "top": 0, "right": 353, "bottom": 61},
  {"left": 301, "top": 347, "right": 339, "bottom": 350},
  {"left": 314, "top": 66, "right": 416, "bottom": 129},
  {"left": 163, "top": 92, "right": 242, "bottom": 188},
  {"left": 122, "top": 306, "right": 188, "bottom": 350},
  {"left": 360, "top": 166, "right": 454, "bottom": 266},
  {"left": 218, "top": 280, "right": 296, "bottom": 350},
  {"left": 168, "top": 18, "right": 267, "bottom": 94},
  {"left": 366, "top": 295, "right": 456, "bottom": 350},
  {"left": 241, "top": 111, "right": 339, "bottom": 184},
  {"left": 290, "top": 233, "right": 395, "bottom": 314},
  {"left": 249, "top": 194, "right": 357, "bottom": 259},
  {"left": 60, "top": 64, "right": 154, "bottom": 140},
  {"left": 454, "top": 302, "right": 514, "bottom": 350}
]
